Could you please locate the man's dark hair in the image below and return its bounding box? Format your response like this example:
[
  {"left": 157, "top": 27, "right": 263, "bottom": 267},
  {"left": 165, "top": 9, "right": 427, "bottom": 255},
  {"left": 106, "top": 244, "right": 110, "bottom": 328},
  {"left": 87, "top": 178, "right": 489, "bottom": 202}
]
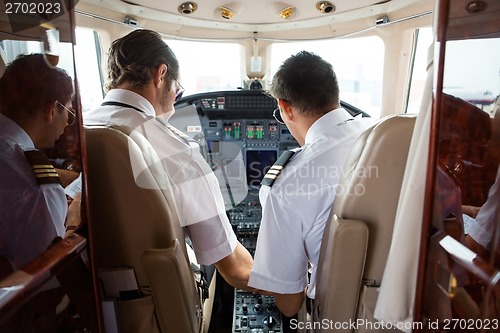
[
  {"left": 106, "top": 29, "right": 180, "bottom": 91},
  {"left": 270, "top": 51, "right": 339, "bottom": 116},
  {"left": 0, "top": 53, "right": 73, "bottom": 120}
]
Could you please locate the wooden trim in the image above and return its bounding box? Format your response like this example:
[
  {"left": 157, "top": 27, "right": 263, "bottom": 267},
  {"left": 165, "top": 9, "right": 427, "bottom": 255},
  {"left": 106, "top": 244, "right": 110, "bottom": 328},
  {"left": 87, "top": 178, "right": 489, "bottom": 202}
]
[{"left": 0, "top": 234, "right": 86, "bottom": 324}]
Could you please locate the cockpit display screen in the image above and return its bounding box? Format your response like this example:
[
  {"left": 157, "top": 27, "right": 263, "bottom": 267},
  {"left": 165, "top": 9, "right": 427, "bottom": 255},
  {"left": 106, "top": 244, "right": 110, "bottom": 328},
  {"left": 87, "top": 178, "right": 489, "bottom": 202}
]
[{"left": 246, "top": 150, "right": 277, "bottom": 187}]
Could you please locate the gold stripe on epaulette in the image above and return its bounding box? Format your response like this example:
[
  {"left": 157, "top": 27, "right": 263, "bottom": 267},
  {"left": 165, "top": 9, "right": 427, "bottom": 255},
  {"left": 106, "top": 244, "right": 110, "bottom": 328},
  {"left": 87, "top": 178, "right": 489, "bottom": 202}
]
[
  {"left": 260, "top": 149, "right": 300, "bottom": 187},
  {"left": 34, "top": 168, "right": 56, "bottom": 173},
  {"left": 24, "top": 150, "right": 61, "bottom": 186},
  {"left": 35, "top": 173, "right": 59, "bottom": 178},
  {"left": 32, "top": 164, "right": 55, "bottom": 169}
]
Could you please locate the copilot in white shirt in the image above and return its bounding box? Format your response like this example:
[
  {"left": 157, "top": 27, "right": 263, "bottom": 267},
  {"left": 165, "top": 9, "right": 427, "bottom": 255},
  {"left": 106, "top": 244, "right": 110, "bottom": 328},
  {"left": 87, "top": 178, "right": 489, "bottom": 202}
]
[
  {"left": 249, "top": 108, "right": 374, "bottom": 298},
  {"left": 84, "top": 89, "right": 237, "bottom": 265}
]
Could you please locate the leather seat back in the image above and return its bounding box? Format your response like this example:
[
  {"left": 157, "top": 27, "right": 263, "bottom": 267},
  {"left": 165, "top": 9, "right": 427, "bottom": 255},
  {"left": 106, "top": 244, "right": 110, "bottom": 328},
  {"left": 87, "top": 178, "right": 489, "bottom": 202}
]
[
  {"left": 313, "top": 115, "right": 416, "bottom": 331},
  {"left": 85, "top": 125, "right": 202, "bottom": 333}
]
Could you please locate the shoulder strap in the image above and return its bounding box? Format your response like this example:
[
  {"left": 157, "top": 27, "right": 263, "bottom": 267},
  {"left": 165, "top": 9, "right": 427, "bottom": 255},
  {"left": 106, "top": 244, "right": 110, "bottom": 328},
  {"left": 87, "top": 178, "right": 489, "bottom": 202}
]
[
  {"left": 24, "top": 150, "right": 61, "bottom": 186},
  {"left": 101, "top": 101, "right": 145, "bottom": 114},
  {"left": 260, "top": 149, "right": 300, "bottom": 187}
]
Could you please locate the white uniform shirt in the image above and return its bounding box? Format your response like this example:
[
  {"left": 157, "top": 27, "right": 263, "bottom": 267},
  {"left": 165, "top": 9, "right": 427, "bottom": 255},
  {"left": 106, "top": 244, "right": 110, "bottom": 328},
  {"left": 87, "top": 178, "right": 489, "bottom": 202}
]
[
  {"left": 83, "top": 89, "right": 237, "bottom": 265},
  {"left": 248, "top": 108, "right": 374, "bottom": 298},
  {"left": 0, "top": 113, "right": 66, "bottom": 270},
  {"left": 467, "top": 165, "right": 500, "bottom": 250}
]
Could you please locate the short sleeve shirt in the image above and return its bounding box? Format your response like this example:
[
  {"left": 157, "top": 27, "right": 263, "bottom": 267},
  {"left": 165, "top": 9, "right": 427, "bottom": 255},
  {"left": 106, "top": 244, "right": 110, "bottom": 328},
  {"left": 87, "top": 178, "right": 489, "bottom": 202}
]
[
  {"left": 248, "top": 109, "right": 374, "bottom": 298},
  {"left": 0, "top": 113, "right": 66, "bottom": 270},
  {"left": 83, "top": 89, "right": 237, "bottom": 265}
]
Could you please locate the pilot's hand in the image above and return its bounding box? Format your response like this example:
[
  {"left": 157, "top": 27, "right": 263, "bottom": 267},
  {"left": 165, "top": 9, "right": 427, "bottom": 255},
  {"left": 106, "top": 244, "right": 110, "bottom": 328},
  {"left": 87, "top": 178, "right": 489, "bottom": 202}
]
[
  {"left": 64, "top": 192, "right": 82, "bottom": 238},
  {"left": 55, "top": 168, "right": 80, "bottom": 187},
  {"left": 462, "top": 205, "right": 481, "bottom": 218}
]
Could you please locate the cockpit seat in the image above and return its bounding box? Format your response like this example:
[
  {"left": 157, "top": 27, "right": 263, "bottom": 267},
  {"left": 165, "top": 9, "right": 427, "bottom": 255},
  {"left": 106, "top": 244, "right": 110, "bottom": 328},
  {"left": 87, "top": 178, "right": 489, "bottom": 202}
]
[
  {"left": 313, "top": 114, "right": 416, "bottom": 332},
  {"left": 85, "top": 125, "right": 209, "bottom": 333}
]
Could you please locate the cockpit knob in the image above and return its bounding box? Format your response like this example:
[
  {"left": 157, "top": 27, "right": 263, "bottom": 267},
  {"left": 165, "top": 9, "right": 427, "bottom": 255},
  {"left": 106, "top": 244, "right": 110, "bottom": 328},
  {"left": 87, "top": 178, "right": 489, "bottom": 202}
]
[{"left": 263, "top": 315, "right": 277, "bottom": 328}]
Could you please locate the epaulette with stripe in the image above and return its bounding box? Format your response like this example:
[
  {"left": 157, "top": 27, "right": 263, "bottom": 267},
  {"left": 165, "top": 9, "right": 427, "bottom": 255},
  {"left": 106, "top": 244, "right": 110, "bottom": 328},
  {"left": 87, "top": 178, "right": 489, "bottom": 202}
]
[
  {"left": 162, "top": 121, "right": 193, "bottom": 144},
  {"left": 260, "top": 150, "right": 299, "bottom": 187},
  {"left": 24, "top": 150, "right": 61, "bottom": 186}
]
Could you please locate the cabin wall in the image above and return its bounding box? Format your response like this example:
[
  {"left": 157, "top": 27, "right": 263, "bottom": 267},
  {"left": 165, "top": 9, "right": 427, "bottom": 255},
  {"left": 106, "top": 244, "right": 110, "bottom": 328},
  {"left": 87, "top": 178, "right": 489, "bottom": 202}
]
[{"left": 375, "top": 11, "right": 433, "bottom": 117}]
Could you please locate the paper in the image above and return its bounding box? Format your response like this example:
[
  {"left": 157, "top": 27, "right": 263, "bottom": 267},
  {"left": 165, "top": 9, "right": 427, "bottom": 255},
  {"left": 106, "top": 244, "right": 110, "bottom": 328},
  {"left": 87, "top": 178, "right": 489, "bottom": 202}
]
[{"left": 65, "top": 173, "right": 82, "bottom": 199}]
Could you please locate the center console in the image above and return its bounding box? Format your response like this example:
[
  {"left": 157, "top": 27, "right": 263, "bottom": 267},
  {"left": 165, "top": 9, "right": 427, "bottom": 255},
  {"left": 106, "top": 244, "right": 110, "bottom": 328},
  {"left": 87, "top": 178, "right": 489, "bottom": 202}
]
[{"left": 233, "top": 290, "right": 283, "bottom": 333}]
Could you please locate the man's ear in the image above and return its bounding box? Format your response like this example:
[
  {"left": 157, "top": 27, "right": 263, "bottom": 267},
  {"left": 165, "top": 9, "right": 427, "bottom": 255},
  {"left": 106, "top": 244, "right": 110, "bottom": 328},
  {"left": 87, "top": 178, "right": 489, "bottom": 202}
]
[
  {"left": 278, "top": 99, "right": 294, "bottom": 121},
  {"left": 42, "top": 101, "right": 57, "bottom": 123},
  {"left": 154, "top": 64, "right": 168, "bottom": 88}
]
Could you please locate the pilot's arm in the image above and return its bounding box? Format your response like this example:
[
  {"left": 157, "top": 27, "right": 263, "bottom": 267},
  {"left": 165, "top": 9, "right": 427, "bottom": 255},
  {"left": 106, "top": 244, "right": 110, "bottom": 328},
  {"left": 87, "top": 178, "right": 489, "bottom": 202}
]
[
  {"left": 462, "top": 205, "right": 480, "bottom": 218},
  {"left": 268, "top": 290, "right": 306, "bottom": 317},
  {"left": 214, "top": 242, "right": 253, "bottom": 291},
  {"left": 64, "top": 192, "right": 82, "bottom": 238},
  {"left": 55, "top": 168, "right": 79, "bottom": 187},
  {"left": 465, "top": 165, "right": 500, "bottom": 258}
]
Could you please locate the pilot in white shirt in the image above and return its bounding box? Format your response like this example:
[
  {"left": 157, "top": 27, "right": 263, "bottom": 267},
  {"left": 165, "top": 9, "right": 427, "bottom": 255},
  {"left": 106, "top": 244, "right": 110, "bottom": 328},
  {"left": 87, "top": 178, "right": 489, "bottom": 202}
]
[
  {"left": 248, "top": 51, "right": 374, "bottom": 316},
  {"left": 0, "top": 54, "right": 78, "bottom": 276},
  {"left": 84, "top": 89, "right": 237, "bottom": 265},
  {"left": 0, "top": 113, "right": 67, "bottom": 270},
  {"left": 82, "top": 29, "right": 252, "bottom": 290},
  {"left": 249, "top": 109, "right": 373, "bottom": 300}
]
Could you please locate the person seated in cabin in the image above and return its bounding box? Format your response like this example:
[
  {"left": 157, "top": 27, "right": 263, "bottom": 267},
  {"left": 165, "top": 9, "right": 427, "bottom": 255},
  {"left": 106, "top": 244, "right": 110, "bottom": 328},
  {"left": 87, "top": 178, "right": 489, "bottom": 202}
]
[
  {"left": 247, "top": 51, "right": 374, "bottom": 317},
  {"left": 465, "top": 164, "right": 500, "bottom": 261},
  {"left": 0, "top": 54, "right": 82, "bottom": 279},
  {"left": 0, "top": 53, "right": 82, "bottom": 333},
  {"left": 462, "top": 105, "right": 500, "bottom": 233},
  {"left": 463, "top": 106, "right": 500, "bottom": 260},
  {"left": 83, "top": 29, "right": 253, "bottom": 290}
]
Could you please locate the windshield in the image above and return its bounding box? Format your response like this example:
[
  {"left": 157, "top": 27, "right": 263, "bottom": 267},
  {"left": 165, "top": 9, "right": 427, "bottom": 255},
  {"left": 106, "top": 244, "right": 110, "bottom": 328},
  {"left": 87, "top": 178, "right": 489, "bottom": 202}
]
[
  {"left": 164, "top": 39, "right": 243, "bottom": 94},
  {"left": 269, "top": 36, "right": 385, "bottom": 118}
]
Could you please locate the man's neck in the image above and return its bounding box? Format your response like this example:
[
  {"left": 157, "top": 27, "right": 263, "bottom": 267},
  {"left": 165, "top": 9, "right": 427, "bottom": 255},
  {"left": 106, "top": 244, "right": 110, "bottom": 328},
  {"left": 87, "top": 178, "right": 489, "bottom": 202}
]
[{"left": 115, "top": 83, "right": 163, "bottom": 116}]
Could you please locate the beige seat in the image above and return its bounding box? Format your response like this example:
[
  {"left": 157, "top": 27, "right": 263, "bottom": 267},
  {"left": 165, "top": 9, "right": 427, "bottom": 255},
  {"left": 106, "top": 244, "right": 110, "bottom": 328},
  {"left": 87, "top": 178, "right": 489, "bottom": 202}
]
[
  {"left": 313, "top": 115, "right": 416, "bottom": 332},
  {"left": 85, "top": 125, "right": 208, "bottom": 333}
]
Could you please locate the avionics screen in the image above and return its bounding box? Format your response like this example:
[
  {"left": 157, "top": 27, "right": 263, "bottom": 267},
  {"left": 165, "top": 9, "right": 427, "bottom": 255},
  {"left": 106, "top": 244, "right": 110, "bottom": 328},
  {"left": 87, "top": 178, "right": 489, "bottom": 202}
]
[{"left": 246, "top": 150, "right": 277, "bottom": 187}]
